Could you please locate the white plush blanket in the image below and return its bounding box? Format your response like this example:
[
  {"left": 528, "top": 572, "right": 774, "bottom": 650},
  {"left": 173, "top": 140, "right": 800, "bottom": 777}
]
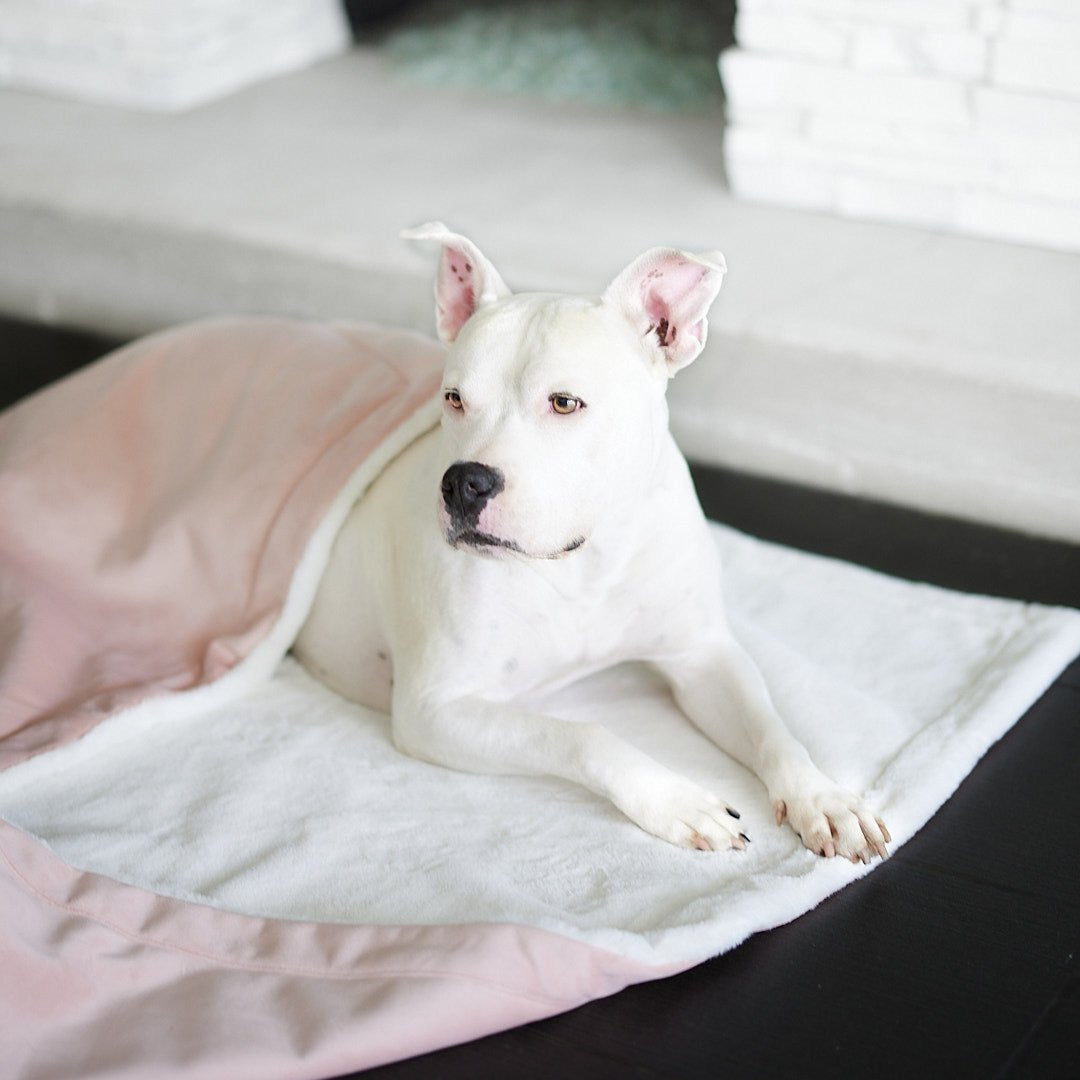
[{"left": 3, "top": 523, "right": 1077, "bottom": 969}]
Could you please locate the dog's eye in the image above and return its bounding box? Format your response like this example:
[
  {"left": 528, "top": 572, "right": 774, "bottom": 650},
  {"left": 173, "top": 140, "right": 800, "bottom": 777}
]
[
  {"left": 444, "top": 389, "right": 464, "bottom": 411},
  {"left": 549, "top": 393, "right": 584, "bottom": 415}
]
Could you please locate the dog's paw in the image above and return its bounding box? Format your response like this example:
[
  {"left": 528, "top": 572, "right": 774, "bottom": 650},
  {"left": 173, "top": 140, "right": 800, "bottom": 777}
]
[
  {"left": 775, "top": 784, "right": 890, "bottom": 863},
  {"left": 615, "top": 774, "right": 748, "bottom": 852}
]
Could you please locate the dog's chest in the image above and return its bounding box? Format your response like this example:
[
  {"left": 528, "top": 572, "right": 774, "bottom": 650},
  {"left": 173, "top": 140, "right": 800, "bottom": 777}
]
[{"left": 450, "top": 550, "right": 698, "bottom": 699}]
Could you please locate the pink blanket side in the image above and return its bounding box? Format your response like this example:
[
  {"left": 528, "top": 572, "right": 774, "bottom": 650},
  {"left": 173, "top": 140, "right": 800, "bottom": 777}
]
[
  {"left": 1, "top": 820, "right": 677, "bottom": 1078},
  {"left": 0, "top": 317, "right": 443, "bottom": 768},
  {"left": 0, "top": 318, "right": 675, "bottom": 1077}
]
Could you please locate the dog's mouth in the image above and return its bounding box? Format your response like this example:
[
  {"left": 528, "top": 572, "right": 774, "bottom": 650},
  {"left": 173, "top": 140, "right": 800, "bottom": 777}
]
[{"left": 448, "top": 528, "right": 586, "bottom": 561}]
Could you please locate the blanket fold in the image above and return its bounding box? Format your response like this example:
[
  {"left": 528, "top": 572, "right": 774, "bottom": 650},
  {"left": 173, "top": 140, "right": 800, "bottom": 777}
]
[{"left": 0, "top": 317, "right": 444, "bottom": 767}]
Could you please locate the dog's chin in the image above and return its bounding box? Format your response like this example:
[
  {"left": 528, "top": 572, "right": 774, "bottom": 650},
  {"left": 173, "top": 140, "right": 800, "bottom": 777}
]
[{"left": 447, "top": 529, "right": 586, "bottom": 561}]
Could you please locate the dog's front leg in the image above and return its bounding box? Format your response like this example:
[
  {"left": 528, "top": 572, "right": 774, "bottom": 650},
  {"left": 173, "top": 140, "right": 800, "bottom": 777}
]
[
  {"left": 656, "top": 635, "right": 890, "bottom": 862},
  {"left": 392, "top": 692, "right": 749, "bottom": 852}
]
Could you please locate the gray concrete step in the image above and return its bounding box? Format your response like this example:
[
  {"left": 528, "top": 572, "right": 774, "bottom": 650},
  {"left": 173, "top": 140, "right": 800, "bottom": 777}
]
[{"left": 2, "top": 47, "right": 1077, "bottom": 540}]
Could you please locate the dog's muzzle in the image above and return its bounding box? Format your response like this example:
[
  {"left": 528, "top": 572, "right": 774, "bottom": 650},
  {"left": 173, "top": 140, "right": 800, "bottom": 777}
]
[
  {"left": 440, "top": 461, "right": 584, "bottom": 558},
  {"left": 441, "top": 461, "right": 504, "bottom": 531}
]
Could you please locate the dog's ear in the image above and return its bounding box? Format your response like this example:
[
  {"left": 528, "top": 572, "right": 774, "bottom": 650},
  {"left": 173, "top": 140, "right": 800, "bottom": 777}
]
[
  {"left": 603, "top": 247, "right": 726, "bottom": 375},
  {"left": 401, "top": 222, "right": 511, "bottom": 344}
]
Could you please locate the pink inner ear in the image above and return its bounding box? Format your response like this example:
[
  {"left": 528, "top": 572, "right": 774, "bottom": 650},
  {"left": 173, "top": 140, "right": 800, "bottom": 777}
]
[
  {"left": 436, "top": 247, "right": 479, "bottom": 343},
  {"left": 605, "top": 246, "right": 724, "bottom": 373},
  {"left": 642, "top": 261, "right": 714, "bottom": 349},
  {"left": 644, "top": 263, "right": 713, "bottom": 368}
]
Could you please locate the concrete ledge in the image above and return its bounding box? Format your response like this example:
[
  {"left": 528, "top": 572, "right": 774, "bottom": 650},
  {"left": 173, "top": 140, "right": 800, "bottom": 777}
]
[{"left": 1, "top": 48, "right": 1078, "bottom": 541}]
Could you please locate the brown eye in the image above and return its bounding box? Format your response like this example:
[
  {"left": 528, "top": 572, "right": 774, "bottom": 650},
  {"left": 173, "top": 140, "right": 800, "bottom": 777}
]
[
  {"left": 444, "top": 389, "right": 463, "bottom": 410},
  {"left": 550, "top": 393, "right": 584, "bottom": 415}
]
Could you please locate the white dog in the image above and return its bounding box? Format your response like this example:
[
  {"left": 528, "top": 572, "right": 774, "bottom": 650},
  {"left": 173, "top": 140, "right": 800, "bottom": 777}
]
[{"left": 294, "top": 223, "right": 890, "bottom": 862}]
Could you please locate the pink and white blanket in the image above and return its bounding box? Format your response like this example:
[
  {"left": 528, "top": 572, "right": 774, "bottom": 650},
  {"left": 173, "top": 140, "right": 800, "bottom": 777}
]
[{"left": 2, "top": 318, "right": 1079, "bottom": 1078}]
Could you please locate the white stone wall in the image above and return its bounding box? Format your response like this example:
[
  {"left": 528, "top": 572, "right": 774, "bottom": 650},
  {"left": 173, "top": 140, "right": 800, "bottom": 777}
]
[
  {"left": 0, "top": 1, "right": 351, "bottom": 112},
  {"left": 721, "top": 0, "right": 1080, "bottom": 251}
]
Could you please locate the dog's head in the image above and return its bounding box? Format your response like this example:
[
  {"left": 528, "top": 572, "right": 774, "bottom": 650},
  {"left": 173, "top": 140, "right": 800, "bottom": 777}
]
[{"left": 402, "top": 222, "right": 726, "bottom": 560}]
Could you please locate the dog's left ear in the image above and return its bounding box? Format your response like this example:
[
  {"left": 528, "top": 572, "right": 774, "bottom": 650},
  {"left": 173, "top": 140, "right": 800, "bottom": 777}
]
[
  {"left": 603, "top": 247, "right": 727, "bottom": 375},
  {"left": 401, "top": 222, "right": 512, "bottom": 345}
]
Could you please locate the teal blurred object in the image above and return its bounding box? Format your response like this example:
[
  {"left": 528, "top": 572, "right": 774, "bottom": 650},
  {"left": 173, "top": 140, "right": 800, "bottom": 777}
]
[{"left": 381, "top": 0, "right": 734, "bottom": 111}]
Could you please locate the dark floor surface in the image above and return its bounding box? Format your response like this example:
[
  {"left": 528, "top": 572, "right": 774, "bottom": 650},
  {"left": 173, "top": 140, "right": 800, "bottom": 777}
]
[{"left": 3, "top": 316, "right": 1079, "bottom": 1080}]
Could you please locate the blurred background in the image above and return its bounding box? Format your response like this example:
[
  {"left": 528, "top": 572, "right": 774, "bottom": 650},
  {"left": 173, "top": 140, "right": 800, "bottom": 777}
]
[{"left": 1, "top": 0, "right": 1077, "bottom": 542}]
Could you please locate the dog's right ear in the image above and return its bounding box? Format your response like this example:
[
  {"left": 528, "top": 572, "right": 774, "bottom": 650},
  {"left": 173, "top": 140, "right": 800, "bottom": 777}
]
[
  {"left": 401, "top": 222, "right": 511, "bottom": 344},
  {"left": 603, "top": 247, "right": 726, "bottom": 376}
]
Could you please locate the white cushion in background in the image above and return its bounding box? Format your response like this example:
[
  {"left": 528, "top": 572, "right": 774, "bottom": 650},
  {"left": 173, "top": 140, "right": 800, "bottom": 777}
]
[{"left": 0, "top": 0, "right": 350, "bottom": 111}]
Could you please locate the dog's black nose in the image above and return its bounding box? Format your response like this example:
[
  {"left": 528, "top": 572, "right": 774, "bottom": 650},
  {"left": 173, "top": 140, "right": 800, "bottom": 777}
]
[{"left": 441, "top": 461, "right": 504, "bottom": 525}]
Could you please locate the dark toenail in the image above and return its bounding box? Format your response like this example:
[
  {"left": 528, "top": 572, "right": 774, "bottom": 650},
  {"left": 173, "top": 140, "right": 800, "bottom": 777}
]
[
  {"left": 726, "top": 808, "right": 741, "bottom": 819},
  {"left": 740, "top": 833, "right": 750, "bottom": 843}
]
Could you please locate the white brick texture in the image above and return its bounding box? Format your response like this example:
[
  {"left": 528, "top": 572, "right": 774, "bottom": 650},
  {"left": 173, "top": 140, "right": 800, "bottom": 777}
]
[
  {"left": 735, "top": 10, "right": 850, "bottom": 63},
  {"left": 975, "top": 86, "right": 1080, "bottom": 133},
  {"left": 995, "top": 10, "right": 1080, "bottom": 46},
  {"left": 991, "top": 38, "right": 1080, "bottom": 98},
  {"left": 735, "top": 0, "right": 976, "bottom": 33},
  {"left": 849, "top": 26, "right": 988, "bottom": 80},
  {"left": 720, "top": 52, "right": 970, "bottom": 126},
  {"left": 1005, "top": 0, "right": 1080, "bottom": 20},
  {"left": 722, "top": 0, "right": 1080, "bottom": 251}
]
